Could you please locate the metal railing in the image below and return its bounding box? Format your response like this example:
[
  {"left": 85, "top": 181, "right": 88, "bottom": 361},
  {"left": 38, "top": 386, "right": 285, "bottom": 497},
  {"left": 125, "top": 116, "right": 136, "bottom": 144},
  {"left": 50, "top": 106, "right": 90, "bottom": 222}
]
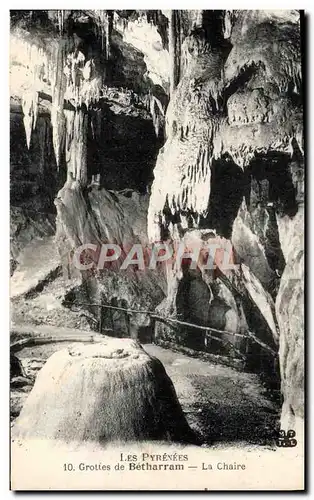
[{"left": 63, "top": 300, "right": 277, "bottom": 359}]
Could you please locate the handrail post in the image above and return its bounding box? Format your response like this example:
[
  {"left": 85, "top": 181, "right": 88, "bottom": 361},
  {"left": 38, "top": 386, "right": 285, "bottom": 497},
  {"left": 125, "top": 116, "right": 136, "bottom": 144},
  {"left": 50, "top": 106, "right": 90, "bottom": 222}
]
[
  {"left": 99, "top": 304, "right": 103, "bottom": 334},
  {"left": 151, "top": 316, "right": 156, "bottom": 343},
  {"left": 125, "top": 311, "right": 131, "bottom": 338},
  {"left": 109, "top": 308, "right": 114, "bottom": 333},
  {"left": 205, "top": 329, "right": 211, "bottom": 350}
]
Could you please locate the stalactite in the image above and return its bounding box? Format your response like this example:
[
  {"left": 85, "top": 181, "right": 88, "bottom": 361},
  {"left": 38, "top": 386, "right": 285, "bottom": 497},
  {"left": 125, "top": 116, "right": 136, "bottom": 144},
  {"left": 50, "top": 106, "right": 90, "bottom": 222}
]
[
  {"left": 223, "top": 10, "right": 233, "bottom": 38},
  {"left": 148, "top": 143, "right": 213, "bottom": 241},
  {"left": 99, "top": 11, "right": 106, "bottom": 53},
  {"left": 57, "top": 10, "right": 65, "bottom": 35},
  {"left": 14, "top": 40, "right": 49, "bottom": 149},
  {"left": 81, "top": 71, "right": 102, "bottom": 109},
  {"left": 21, "top": 90, "right": 38, "bottom": 149},
  {"left": 64, "top": 50, "right": 85, "bottom": 104},
  {"left": 98, "top": 10, "right": 113, "bottom": 60},
  {"left": 106, "top": 11, "right": 113, "bottom": 60},
  {"left": 64, "top": 50, "right": 102, "bottom": 108},
  {"left": 37, "top": 117, "right": 48, "bottom": 176},
  {"left": 150, "top": 94, "right": 165, "bottom": 137},
  {"left": 51, "top": 41, "right": 66, "bottom": 167},
  {"left": 169, "top": 10, "right": 181, "bottom": 96},
  {"left": 64, "top": 109, "right": 88, "bottom": 186},
  {"left": 64, "top": 109, "right": 75, "bottom": 170},
  {"left": 91, "top": 109, "right": 102, "bottom": 141}
]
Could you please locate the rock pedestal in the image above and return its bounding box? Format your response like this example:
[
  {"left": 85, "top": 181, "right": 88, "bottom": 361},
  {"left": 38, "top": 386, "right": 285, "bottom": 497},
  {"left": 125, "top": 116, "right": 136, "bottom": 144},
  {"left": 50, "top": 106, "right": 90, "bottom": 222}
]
[{"left": 13, "top": 338, "right": 195, "bottom": 444}]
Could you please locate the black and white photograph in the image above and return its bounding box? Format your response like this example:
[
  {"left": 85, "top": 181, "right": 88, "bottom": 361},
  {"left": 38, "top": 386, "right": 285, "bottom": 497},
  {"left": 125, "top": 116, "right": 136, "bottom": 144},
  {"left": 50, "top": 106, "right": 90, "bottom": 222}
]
[{"left": 9, "top": 9, "right": 305, "bottom": 490}]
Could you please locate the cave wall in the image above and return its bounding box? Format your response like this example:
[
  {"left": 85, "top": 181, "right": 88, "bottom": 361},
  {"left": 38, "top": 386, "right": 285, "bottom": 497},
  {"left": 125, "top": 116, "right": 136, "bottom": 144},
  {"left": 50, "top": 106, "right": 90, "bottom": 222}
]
[{"left": 147, "top": 10, "right": 304, "bottom": 431}]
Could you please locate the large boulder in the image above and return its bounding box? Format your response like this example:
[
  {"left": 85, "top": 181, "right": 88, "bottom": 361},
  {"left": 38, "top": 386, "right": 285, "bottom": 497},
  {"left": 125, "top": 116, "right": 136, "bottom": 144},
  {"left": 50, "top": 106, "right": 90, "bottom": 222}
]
[{"left": 12, "top": 338, "right": 195, "bottom": 444}]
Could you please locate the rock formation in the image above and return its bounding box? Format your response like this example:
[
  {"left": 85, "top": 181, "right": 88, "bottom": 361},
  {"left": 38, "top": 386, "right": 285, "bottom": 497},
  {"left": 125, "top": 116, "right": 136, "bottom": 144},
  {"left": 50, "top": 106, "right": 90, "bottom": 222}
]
[
  {"left": 147, "top": 10, "right": 304, "bottom": 431},
  {"left": 12, "top": 338, "right": 195, "bottom": 444}
]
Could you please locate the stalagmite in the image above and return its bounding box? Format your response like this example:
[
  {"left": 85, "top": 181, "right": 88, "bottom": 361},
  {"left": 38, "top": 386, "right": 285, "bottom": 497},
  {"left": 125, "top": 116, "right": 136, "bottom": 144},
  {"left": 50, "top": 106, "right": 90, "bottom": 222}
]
[
  {"left": 12, "top": 340, "right": 195, "bottom": 444},
  {"left": 74, "top": 110, "right": 88, "bottom": 185}
]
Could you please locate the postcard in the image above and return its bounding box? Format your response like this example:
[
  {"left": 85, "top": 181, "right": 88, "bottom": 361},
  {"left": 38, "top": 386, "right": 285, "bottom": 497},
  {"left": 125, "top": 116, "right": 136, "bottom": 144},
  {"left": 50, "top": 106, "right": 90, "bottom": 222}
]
[{"left": 10, "top": 9, "right": 304, "bottom": 491}]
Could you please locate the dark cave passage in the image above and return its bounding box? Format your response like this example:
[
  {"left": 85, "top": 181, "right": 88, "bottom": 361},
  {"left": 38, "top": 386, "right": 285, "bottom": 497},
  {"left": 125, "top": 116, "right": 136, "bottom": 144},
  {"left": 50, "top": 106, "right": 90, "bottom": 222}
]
[
  {"left": 247, "top": 152, "right": 298, "bottom": 218},
  {"left": 87, "top": 105, "right": 163, "bottom": 193},
  {"left": 200, "top": 155, "right": 245, "bottom": 238},
  {"left": 11, "top": 100, "right": 163, "bottom": 220},
  {"left": 245, "top": 152, "right": 298, "bottom": 275},
  {"left": 176, "top": 267, "right": 211, "bottom": 350},
  {"left": 10, "top": 111, "right": 62, "bottom": 213}
]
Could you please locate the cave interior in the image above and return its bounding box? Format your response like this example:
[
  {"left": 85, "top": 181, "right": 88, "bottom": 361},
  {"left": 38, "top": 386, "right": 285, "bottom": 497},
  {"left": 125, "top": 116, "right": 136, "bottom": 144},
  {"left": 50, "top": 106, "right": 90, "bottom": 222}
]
[{"left": 10, "top": 10, "right": 304, "bottom": 447}]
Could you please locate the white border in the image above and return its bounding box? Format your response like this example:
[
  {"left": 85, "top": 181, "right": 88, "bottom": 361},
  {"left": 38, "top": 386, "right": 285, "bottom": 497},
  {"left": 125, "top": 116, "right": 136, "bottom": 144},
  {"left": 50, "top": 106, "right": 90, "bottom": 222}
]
[{"left": 1, "top": 3, "right": 313, "bottom": 498}]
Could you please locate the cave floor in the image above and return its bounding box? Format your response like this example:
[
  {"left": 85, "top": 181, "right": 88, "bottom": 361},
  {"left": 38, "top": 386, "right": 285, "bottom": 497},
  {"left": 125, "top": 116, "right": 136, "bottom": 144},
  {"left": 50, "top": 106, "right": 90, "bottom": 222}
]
[
  {"left": 11, "top": 323, "right": 280, "bottom": 449},
  {"left": 144, "top": 344, "right": 280, "bottom": 447}
]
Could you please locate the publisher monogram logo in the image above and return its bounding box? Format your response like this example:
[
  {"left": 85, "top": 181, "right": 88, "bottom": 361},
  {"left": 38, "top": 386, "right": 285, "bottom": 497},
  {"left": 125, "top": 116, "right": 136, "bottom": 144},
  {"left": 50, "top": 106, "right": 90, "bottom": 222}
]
[{"left": 276, "top": 430, "right": 297, "bottom": 448}]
